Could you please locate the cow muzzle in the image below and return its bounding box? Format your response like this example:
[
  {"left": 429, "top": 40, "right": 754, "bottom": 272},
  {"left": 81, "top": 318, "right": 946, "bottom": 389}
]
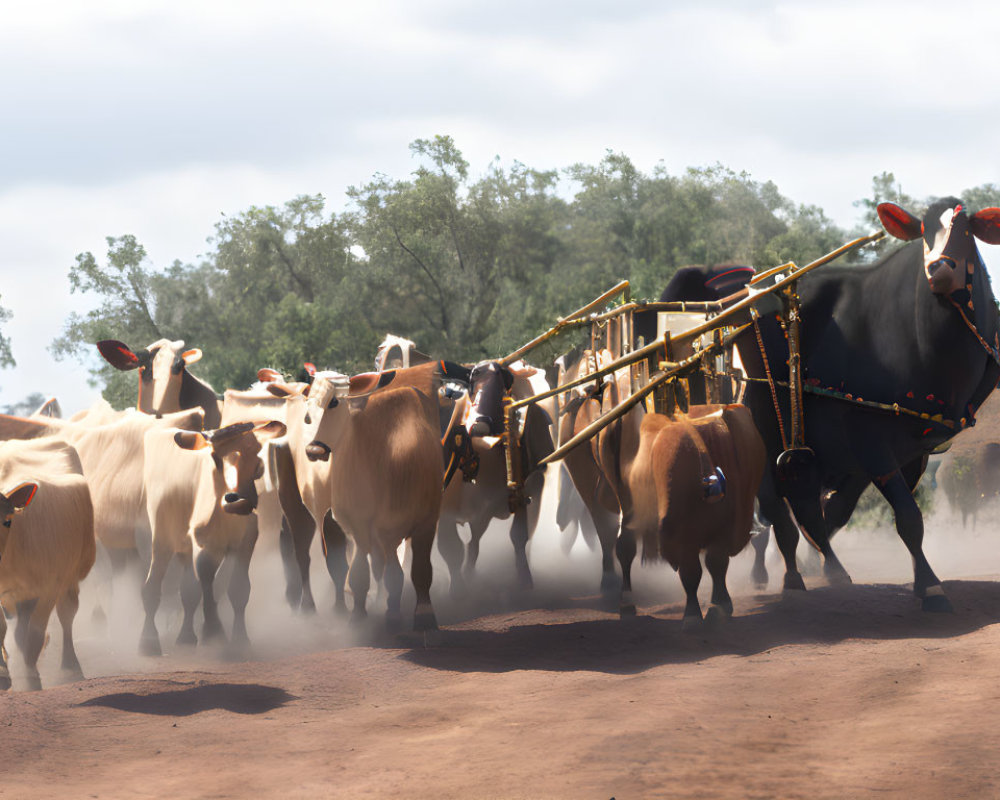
[
  {"left": 926, "top": 257, "right": 962, "bottom": 295},
  {"left": 222, "top": 492, "right": 256, "bottom": 515},
  {"left": 306, "top": 441, "right": 331, "bottom": 462}
]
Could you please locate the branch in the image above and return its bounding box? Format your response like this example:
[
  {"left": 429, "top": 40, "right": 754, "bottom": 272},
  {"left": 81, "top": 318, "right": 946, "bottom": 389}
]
[
  {"left": 127, "top": 271, "right": 163, "bottom": 340},
  {"left": 267, "top": 237, "right": 315, "bottom": 302},
  {"left": 392, "top": 225, "right": 449, "bottom": 334}
]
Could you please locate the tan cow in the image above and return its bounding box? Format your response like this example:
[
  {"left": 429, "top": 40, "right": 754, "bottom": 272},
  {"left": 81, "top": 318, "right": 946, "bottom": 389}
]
[
  {"left": 0, "top": 437, "right": 96, "bottom": 690},
  {"left": 140, "top": 420, "right": 285, "bottom": 655},
  {"left": 97, "top": 338, "right": 222, "bottom": 428},
  {"left": 599, "top": 401, "right": 766, "bottom": 628},
  {"left": 300, "top": 371, "right": 443, "bottom": 631}
]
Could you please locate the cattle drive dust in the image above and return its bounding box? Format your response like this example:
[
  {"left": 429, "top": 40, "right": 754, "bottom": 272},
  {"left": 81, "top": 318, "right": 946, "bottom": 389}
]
[{"left": 8, "top": 465, "right": 1000, "bottom": 693}]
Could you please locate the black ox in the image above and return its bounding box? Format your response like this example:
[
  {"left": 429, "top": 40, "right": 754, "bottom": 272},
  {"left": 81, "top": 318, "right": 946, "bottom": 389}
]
[{"left": 736, "top": 198, "right": 1000, "bottom": 611}]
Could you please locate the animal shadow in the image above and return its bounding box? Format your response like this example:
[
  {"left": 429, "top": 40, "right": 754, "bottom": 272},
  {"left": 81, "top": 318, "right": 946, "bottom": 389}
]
[{"left": 78, "top": 682, "right": 296, "bottom": 716}]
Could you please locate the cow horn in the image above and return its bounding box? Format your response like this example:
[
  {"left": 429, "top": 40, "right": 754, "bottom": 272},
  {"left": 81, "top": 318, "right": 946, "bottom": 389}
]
[{"left": 208, "top": 422, "right": 255, "bottom": 444}]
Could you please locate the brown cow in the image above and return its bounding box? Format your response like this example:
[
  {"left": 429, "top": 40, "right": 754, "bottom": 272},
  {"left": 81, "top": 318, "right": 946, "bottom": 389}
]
[
  {"left": 140, "top": 420, "right": 285, "bottom": 655},
  {"left": 601, "top": 402, "right": 766, "bottom": 627},
  {"left": 0, "top": 437, "right": 96, "bottom": 690},
  {"left": 302, "top": 372, "right": 443, "bottom": 631}
]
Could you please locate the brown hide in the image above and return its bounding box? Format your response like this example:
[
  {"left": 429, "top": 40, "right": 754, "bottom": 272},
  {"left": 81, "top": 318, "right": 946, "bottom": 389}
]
[{"left": 613, "top": 405, "right": 765, "bottom": 569}]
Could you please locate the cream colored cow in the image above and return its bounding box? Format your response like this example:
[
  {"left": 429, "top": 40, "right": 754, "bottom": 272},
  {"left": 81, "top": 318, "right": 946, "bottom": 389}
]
[{"left": 0, "top": 437, "right": 96, "bottom": 690}]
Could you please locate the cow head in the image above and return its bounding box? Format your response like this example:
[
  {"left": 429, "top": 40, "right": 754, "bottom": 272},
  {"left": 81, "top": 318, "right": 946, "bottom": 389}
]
[
  {"left": 298, "top": 374, "right": 351, "bottom": 462},
  {"left": 0, "top": 482, "right": 37, "bottom": 529},
  {"left": 878, "top": 199, "right": 1000, "bottom": 296},
  {"left": 174, "top": 420, "right": 286, "bottom": 515},
  {"left": 98, "top": 338, "right": 203, "bottom": 415},
  {"left": 467, "top": 361, "right": 515, "bottom": 437}
]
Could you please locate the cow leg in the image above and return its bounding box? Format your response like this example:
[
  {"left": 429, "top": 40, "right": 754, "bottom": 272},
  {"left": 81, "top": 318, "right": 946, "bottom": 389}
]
[
  {"left": 195, "top": 548, "right": 226, "bottom": 642},
  {"left": 278, "top": 516, "right": 304, "bottom": 611},
  {"left": 436, "top": 516, "right": 467, "bottom": 599},
  {"left": 463, "top": 518, "right": 488, "bottom": 579},
  {"left": 509, "top": 505, "right": 534, "bottom": 591},
  {"left": 0, "top": 611, "right": 9, "bottom": 690},
  {"left": 760, "top": 494, "right": 806, "bottom": 591},
  {"left": 348, "top": 544, "right": 371, "bottom": 623},
  {"left": 749, "top": 522, "right": 770, "bottom": 589},
  {"left": 55, "top": 587, "right": 84, "bottom": 681},
  {"left": 322, "top": 513, "right": 349, "bottom": 616},
  {"left": 595, "top": 506, "right": 622, "bottom": 596},
  {"left": 615, "top": 523, "right": 638, "bottom": 617},
  {"left": 789, "top": 494, "right": 852, "bottom": 585},
  {"left": 705, "top": 545, "right": 733, "bottom": 625},
  {"left": 20, "top": 596, "right": 56, "bottom": 691},
  {"left": 874, "top": 471, "right": 950, "bottom": 612},
  {"left": 176, "top": 552, "right": 200, "bottom": 647},
  {"left": 411, "top": 527, "right": 439, "bottom": 632},
  {"left": 140, "top": 540, "right": 173, "bottom": 656},
  {"left": 678, "top": 547, "right": 704, "bottom": 631},
  {"left": 228, "top": 516, "right": 258, "bottom": 646},
  {"left": 382, "top": 540, "right": 405, "bottom": 631}
]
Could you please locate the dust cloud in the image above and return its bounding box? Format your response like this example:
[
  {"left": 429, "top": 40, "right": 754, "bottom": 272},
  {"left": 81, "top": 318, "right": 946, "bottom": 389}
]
[{"left": 11, "top": 466, "right": 1000, "bottom": 691}]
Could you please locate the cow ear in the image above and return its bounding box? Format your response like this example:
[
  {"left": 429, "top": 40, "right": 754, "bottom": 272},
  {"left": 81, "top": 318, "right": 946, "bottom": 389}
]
[
  {"left": 5, "top": 482, "right": 38, "bottom": 510},
  {"left": 174, "top": 430, "right": 209, "bottom": 450},
  {"left": 97, "top": 340, "right": 142, "bottom": 371},
  {"left": 253, "top": 420, "right": 287, "bottom": 441},
  {"left": 970, "top": 208, "right": 1000, "bottom": 245},
  {"left": 877, "top": 203, "right": 924, "bottom": 241},
  {"left": 182, "top": 348, "right": 202, "bottom": 366},
  {"left": 303, "top": 362, "right": 316, "bottom": 377},
  {"left": 347, "top": 396, "right": 368, "bottom": 415},
  {"left": 257, "top": 368, "right": 282, "bottom": 383}
]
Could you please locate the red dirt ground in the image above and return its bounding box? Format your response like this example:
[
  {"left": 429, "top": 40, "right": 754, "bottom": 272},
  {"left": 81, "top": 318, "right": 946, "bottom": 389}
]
[{"left": 3, "top": 506, "right": 1000, "bottom": 799}]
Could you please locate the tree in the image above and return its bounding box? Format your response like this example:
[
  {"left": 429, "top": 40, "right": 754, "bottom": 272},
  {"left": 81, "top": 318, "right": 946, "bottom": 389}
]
[{"left": 0, "top": 296, "right": 13, "bottom": 368}]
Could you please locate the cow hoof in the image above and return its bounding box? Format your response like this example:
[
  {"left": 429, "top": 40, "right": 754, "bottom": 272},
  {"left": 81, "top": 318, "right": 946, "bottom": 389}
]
[
  {"left": 139, "top": 637, "right": 162, "bottom": 658},
  {"left": 299, "top": 599, "right": 317, "bottom": 616},
  {"left": 175, "top": 630, "right": 198, "bottom": 648},
  {"left": 423, "top": 628, "right": 444, "bottom": 647},
  {"left": 0, "top": 670, "right": 10, "bottom": 691},
  {"left": 922, "top": 593, "right": 954, "bottom": 613},
  {"left": 62, "top": 666, "right": 85, "bottom": 683},
  {"left": 783, "top": 572, "right": 807, "bottom": 592},
  {"left": 704, "top": 605, "right": 730, "bottom": 629},
  {"left": 824, "top": 563, "right": 853, "bottom": 585},
  {"left": 201, "top": 619, "right": 226, "bottom": 642},
  {"left": 385, "top": 611, "right": 403, "bottom": 633},
  {"left": 600, "top": 571, "right": 622, "bottom": 597},
  {"left": 681, "top": 614, "right": 703, "bottom": 632},
  {"left": 25, "top": 675, "right": 42, "bottom": 692},
  {"left": 751, "top": 568, "right": 769, "bottom": 591},
  {"left": 413, "top": 602, "right": 438, "bottom": 633},
  {"left": 619, "top": 603, "right": 637, "bottom": 618}
]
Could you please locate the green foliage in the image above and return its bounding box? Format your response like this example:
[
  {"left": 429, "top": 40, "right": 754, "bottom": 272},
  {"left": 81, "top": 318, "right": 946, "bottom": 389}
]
[
  {"left": 0, "top": 296, "right": 13, "bottom": 368},
  {"left": 53, "top": 138, "right": 919, "bottom": 401}
]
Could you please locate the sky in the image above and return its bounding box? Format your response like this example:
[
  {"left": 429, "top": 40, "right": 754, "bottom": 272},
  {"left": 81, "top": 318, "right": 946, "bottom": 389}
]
[{"left": 3, "top": 0, "right": 1000, "bottom": 414}]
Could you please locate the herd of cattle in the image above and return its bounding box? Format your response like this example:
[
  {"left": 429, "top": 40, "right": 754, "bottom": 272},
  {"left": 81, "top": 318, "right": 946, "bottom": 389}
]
[{"left": 2, "top": 197, "right": 1000, "bottom": 691}]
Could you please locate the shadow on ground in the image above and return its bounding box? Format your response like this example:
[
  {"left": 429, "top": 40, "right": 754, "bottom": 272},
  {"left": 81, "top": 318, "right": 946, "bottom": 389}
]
[
  {"left": 78, "top": 682, "right": 297, "bottom": 716},
  {"left": 398, "top": 579, "right": 1000, "bottom": 675}
]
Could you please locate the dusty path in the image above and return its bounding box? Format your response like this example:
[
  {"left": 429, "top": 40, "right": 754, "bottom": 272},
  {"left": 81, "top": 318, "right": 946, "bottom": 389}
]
[{"left": 4, "top": 569, "right": 1000, "bottom": 799}]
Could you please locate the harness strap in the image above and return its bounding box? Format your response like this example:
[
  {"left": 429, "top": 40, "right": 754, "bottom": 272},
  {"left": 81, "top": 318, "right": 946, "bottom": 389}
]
[
  {"left": 743, "top": 376, "right": 966, "bottom": 431},
  {"left": 750, "top": 307, "right": 790, "bottom": 450}
]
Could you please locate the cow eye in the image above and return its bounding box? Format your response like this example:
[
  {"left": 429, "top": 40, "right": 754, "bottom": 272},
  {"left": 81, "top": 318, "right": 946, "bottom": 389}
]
[{"left": 328, "top": 397, "right": 339, "bottom": 409}]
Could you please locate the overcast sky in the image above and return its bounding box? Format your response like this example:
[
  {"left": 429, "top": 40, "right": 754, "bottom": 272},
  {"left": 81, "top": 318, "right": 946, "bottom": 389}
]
[{"left": 3, "top": 0, "right": 999, "bottom": 413}]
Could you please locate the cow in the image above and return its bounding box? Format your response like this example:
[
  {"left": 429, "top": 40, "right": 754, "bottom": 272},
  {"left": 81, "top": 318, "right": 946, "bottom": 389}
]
[
  {"left": 598, "top": 401, "right": 765, "bottom": 627},
  {"left": 298, "top": 370, "right": 444, "bottom": 631},
  {"left": 0, "top": 407, "right": 205, "bottom": 623},
  {"left": 435, "top": 359, "right": 554, "bottom": 595},
  {"left": 735, "top": 198, "right": 1000, "bottom": 611},
  {"left": 140, "top": 420, "right": 285, "bottom": 655},
  {"left": 97, "top": 338, "right": 223, "bottom": 428},
  {"left": 0, "top": 437, "right": 96, "bottom": 690},
  {"left": 937, "top": 441, "right": 1000, "bottom": 528}
]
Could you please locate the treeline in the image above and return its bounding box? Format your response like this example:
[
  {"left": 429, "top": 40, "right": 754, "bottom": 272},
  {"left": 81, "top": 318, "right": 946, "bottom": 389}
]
[{"left": 46, "top": 136, "right": 1000, "bottom": 408}]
